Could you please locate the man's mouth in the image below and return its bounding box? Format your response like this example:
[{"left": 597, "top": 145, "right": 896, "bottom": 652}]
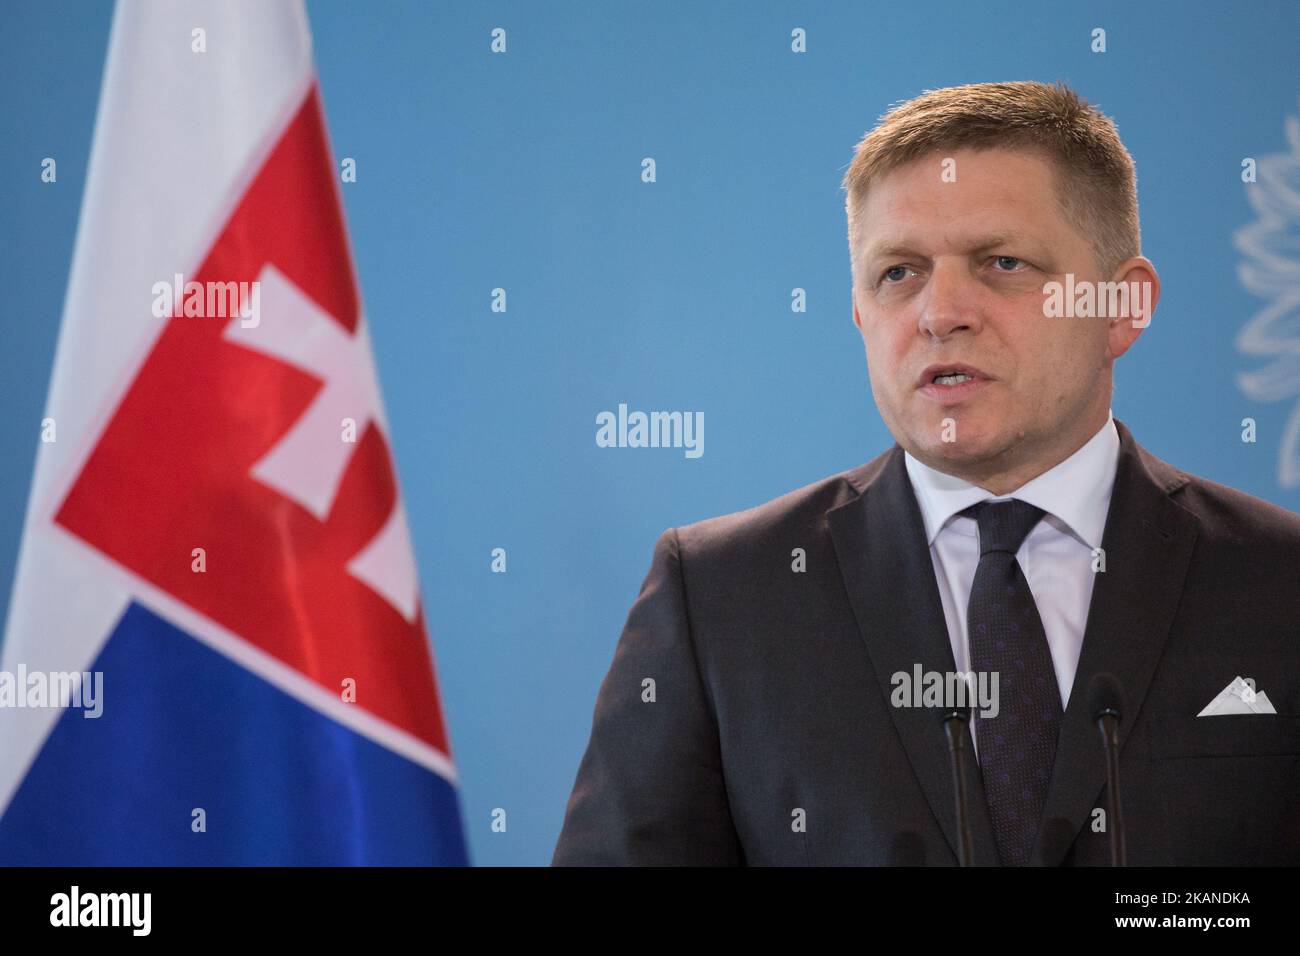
[
  {"left": 915, "top": 363, "right": 993, "bottom": 404},
  {"left": 917, "top": 363, "right": 991, "bottom": 388}
]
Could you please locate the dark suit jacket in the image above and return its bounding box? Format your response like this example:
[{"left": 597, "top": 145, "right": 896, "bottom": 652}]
[{"left": 552, "top": 419, "right": 1300, "bottom": 865}]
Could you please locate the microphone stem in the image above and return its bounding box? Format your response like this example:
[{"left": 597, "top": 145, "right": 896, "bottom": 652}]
[
  {"left": 1101, "top": 714, "right": 1127, "bottom": 866},
  {"left": 944, "top": 717, "right": 974, "bottom": 867}
]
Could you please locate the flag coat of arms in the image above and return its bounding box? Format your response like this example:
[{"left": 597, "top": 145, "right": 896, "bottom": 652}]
[{"left": 0, "top": 0, "right": 469, "bottom": 864}]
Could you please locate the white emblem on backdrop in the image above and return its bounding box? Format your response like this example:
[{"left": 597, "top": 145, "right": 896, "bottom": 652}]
[{"left": 1234, "top": 98, "right": 1300, "bottom": 489}]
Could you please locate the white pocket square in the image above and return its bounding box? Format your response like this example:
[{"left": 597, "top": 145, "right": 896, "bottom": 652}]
[{"left": 1197, "top": 676, "right": 1277, "bottom": 716}]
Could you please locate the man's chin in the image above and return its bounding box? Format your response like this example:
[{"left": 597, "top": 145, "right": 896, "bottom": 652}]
[{"left": 906, "top": 425, "right": 1008, "bottom": 470}]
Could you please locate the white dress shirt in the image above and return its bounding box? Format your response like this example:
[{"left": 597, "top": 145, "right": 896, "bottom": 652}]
[{"left": 902, "top": 410, "right": 1120, "bottom": 753}]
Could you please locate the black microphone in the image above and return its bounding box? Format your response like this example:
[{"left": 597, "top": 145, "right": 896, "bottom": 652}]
[
  {"left": 941, "top": 707, "right": 975, "bottom": 867},
  {"left": 1087, "top": 673, "right": 1127, "bottom": 867}
]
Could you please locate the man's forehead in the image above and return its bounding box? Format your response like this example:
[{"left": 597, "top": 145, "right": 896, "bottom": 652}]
[
  {"left": 860, "top": 228, "right": 1051, "bottom": 262},
  {"left": 878, "top": 144, "right": 1058, "bottom": 185},
  {"left": 862, "top": 147, "right": 1060, "bottom": 216}
]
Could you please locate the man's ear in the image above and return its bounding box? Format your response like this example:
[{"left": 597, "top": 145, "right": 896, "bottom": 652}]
[
  {"left": 1106, "top": 256, "right": 1159, "bottom": 359},
  {"left": 853, "top": 299, "right": 863, "bottom": 332}
]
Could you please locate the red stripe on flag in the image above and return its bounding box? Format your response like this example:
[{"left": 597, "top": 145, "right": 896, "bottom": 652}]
[{"left": 56, "top": 87, "right": 451, "bottom": 756}]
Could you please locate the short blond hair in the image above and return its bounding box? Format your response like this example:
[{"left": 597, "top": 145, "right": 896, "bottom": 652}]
[{"left": 842, "top": 81, "right": 1140, "bottom": 285}]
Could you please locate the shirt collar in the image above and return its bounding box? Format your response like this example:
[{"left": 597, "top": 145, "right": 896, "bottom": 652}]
[{"left": 902, "top": 410, "right": 1119, "bottom": 550}]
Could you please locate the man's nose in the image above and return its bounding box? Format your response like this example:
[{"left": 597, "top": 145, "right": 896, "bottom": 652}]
[{"left": 917, "top": 261, "right": 981, "bottom": 339}]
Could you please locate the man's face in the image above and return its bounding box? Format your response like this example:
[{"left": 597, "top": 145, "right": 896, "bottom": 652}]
[{"left": 851, "top": 146, "right": 1132, "bottom": 485}]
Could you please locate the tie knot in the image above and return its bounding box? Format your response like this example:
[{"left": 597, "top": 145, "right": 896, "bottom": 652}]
[{"left": 960, "top": 499, "right": 1046, "bottom": 556}]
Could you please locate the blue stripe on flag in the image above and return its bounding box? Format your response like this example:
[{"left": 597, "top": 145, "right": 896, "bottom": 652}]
[{"left": 0, "top": 601, "right": 470, "bottom": 865}]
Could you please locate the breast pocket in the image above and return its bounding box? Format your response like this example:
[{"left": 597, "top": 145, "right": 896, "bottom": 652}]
[{"left": 1147, "top": 714, "right": 1300, "bottom": 759}]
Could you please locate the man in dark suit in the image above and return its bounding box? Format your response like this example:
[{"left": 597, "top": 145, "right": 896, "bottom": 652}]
[{"left": 552, "top": 81, "right": 1300, "bottom": 865}]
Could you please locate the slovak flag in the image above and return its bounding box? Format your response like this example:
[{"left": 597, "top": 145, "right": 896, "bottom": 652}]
[{"left": 0, "top": 0, "right": 469, "bottom": 864}]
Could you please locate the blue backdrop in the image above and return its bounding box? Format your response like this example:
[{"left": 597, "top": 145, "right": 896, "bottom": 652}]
[{"left": 2, "top": 0, "right": 1298, "bottom": 866}]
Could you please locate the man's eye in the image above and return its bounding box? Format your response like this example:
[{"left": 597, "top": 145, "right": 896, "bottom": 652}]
[
  {"left": 993, "top": 255, "right": 1024, "bottom": 271},
  {"left": 881, "top": 265, "right": 913, "bottom": 283}
]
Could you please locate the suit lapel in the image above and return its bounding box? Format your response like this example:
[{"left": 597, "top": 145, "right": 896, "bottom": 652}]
[
  {"left": 1029, "top": 418, "right": 1198, "bottom": 864},
  {"left": 827, "top": 445, "right": 1001, "bottom": 865}
]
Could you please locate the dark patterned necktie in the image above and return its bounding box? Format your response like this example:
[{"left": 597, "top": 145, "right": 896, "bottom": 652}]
[{"left": 961, "top": 499, "right": 1062, "bottom": 866}]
